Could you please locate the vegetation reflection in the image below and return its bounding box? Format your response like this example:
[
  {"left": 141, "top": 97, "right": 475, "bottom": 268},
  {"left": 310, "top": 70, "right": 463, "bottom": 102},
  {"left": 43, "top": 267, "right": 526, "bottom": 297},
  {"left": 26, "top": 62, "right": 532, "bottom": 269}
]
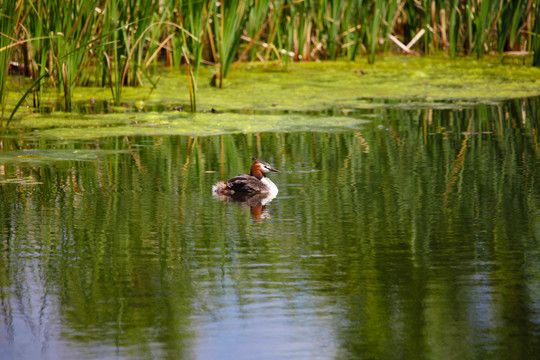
[{"left": 0, "top": 97, "right": 538, "bottom": 358}]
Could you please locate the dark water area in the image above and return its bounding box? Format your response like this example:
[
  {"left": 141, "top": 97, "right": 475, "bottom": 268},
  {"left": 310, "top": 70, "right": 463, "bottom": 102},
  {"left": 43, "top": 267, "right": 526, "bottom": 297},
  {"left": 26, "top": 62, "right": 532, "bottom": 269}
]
[{"left": 0, "top": 98, "right": 539, "bottom": 359}]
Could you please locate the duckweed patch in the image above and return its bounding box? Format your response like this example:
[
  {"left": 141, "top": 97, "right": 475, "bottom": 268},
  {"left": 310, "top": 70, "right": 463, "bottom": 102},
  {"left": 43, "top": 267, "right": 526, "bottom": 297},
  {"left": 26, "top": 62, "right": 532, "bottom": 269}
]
[
  {"left": 15, "top": 112, "right": 370, "bottom": 138},
  {"left": 6, "top": 56, "right": 540, "bottom": 138},
  {"left": 0, "top": 148, "right": 133, "bottom": 164}
]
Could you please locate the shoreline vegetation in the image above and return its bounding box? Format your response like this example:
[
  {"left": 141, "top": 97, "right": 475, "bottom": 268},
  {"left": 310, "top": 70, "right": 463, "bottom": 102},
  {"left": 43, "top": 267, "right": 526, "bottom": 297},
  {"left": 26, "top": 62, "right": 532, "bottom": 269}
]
[{"left": 1, "top": 0, "right": 539, "bottom": 124}]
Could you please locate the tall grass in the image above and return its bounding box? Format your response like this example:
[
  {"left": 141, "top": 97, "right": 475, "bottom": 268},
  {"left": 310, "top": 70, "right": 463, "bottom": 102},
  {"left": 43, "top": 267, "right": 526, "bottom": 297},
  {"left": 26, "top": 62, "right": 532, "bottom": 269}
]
[
  {"left": 533, "top": 1, "right": 540, "bottom": 66},
  {"left": 176, "top": 0, "right": 215, "bottom": 110},
  {"left": 213, "top": 0, "right": 253, "bottom": 88},
  {"left": 1, "top": 0, "right": 539, "bottom": 122},
  {"left": 23, "top": 0, "right": 102, "bottom": 109},
  {"left": 0, "top": 1, "right": 22, "bottom": 124},
  {"left": 102, "top": 0, "right": 123, "bottom": 105}
]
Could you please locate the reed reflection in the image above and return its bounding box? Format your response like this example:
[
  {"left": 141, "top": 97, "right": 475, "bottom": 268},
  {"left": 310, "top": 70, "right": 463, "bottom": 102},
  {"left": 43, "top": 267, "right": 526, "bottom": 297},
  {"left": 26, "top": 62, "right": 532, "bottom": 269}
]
[{"left": 0, "top": 97, "right": 538, "bottom": 360}]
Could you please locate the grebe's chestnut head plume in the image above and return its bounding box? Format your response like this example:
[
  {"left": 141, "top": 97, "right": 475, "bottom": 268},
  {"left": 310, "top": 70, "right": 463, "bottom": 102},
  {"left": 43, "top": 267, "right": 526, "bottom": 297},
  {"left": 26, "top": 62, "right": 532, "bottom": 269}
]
[{"left": 250, "top": 157, "right": 280, "bottom": 179}]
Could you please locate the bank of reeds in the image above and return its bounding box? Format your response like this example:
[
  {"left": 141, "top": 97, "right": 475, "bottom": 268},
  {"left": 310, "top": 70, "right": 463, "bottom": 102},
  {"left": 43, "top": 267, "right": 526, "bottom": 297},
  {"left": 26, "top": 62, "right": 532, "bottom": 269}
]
[{"left": 0, "top": 0, "right": 539, "bottom": 122}]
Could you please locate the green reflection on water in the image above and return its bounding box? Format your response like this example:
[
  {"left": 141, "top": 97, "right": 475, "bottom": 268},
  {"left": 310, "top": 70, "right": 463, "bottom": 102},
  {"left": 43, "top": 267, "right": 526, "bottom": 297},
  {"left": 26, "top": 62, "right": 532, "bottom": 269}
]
[{"left": 0, "top": 98, "right": 539, "bottom": 359}]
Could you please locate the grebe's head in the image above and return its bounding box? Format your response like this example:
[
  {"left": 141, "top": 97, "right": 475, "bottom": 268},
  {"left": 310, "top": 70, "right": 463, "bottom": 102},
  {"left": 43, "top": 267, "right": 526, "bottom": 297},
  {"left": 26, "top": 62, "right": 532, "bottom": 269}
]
[{"left": 250, "top": 157, "right": 279, "bottom": 179}]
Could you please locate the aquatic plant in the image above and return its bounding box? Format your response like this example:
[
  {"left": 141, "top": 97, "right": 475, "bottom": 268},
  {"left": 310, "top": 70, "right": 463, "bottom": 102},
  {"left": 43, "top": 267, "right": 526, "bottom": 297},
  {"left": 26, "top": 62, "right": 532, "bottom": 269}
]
[
  {"left": 213, "top": 0, "right": 253, "bottom": 88},
  {"left": 0, "top": 1, "right": 21, "bottom": 123},
  {"left": 35, "top": 0, "right": 102, "bottom": 109},
  {"left": 176, "top": 0, "right": 215, "bottom": 111},
  {"left": 533, "top": 3, "right": 540, "bottom": 66}
]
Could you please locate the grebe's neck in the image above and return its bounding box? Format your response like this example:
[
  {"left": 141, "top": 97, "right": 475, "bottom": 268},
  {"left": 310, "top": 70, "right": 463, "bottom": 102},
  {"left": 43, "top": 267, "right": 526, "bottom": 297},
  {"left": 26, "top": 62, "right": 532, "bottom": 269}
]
[{"left": 250, "top": 163, "right": 264, "bottom": 179}]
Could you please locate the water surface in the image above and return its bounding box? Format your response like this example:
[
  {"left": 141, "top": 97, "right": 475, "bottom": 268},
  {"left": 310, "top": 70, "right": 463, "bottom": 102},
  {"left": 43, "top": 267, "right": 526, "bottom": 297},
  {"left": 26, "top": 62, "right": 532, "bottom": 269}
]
[{"left": 1, "top": 98, "right": 539, "bottom": 359}]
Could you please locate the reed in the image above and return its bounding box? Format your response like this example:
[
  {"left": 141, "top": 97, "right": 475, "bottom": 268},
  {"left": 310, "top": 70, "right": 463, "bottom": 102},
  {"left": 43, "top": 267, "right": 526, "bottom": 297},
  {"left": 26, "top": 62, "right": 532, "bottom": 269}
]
[
  {"left": 0, "top": 1, "right": 22, "bottom": 123},
  {"left": 287, "top": 0, "right": 313, "bottom": 61},
  {"left": 448, "top": 0, "right": 459, "bottom": 58},
  {"left": 102, "top": 0, "right": 123, "bottom": 105},
  {"left": 532, "top": 1, "right": 540, "bottom": 66},
  {"left": 45, "top": 0, "right": 101, "bottom": 109},
  {"left": 177, "top": 0, "right": 215, "bottom": 111},
  {"left": 1, "top": 0, "right": 539, "bottom": 122},
  {"left": 122, "top": 0, "right": 161, "bottom": 86},
  {"left": 497, "top": 0, "right": 524, "bottom": 52},
  {"left": 245, "top": 0, "right": 270, "bottom": 61},
  {"left": 367, "top": 0, "right": 385, "bottom": 64},
  {"left": 213, "top": 0, "right": 253, "bottom": 87},
  {"left": 472, "top": 0, "right": 498, "bottom": 58},
  {"left": 262, "top": 0, "right": 281, "bottom": 63},
  {"left": 325, "top": 0, "right": 347, "bottom": 60}
]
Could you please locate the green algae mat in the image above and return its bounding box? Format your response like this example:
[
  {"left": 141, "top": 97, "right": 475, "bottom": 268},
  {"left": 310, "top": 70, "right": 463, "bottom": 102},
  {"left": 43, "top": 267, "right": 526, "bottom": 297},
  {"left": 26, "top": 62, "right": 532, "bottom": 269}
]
[{"left": 5, "top": 55, "right": 540, "bottom": 138}]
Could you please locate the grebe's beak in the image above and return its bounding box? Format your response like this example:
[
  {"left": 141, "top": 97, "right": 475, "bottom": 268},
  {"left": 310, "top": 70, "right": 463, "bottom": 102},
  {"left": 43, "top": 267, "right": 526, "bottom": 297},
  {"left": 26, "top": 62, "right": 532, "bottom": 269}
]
[{"left": 268, "top": 166, "right": 280, "bottom": 173}]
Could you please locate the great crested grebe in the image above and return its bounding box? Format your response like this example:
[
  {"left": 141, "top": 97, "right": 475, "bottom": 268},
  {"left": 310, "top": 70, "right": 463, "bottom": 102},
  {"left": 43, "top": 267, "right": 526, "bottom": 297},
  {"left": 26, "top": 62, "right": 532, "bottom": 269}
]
[{"left": 212, "top": 157, "right": 280, "bottom": 195}]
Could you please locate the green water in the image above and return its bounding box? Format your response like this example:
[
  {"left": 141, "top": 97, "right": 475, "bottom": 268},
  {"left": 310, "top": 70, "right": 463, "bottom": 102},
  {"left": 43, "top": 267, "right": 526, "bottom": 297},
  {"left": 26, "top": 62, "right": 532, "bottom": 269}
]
[{"left": 1, "top": 97, "right": 539, "bottom": 359}]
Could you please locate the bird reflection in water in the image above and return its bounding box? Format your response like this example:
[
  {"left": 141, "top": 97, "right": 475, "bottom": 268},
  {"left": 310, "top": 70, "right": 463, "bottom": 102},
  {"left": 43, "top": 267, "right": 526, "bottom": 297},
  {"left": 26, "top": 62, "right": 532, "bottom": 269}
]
[{"left": 213, "top": 191, "right": 277, "bottom": 222}]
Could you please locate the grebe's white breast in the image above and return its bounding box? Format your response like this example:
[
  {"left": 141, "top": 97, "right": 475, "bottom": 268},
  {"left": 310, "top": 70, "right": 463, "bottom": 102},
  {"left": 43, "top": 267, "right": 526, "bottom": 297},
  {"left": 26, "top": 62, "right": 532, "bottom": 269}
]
[{"left": 261, "top": 177, "right": 278, "bottom": 196}]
